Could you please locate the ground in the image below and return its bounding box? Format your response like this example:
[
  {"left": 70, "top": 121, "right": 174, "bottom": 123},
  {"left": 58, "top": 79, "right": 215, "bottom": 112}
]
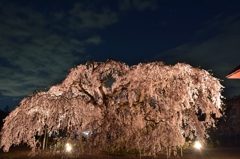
[{"left": 1, "top": 146, "right": 240, "bottom": 159}]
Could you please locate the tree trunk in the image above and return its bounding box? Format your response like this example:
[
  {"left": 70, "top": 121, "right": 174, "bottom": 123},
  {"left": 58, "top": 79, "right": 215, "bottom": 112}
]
[
  {"left": 46, "top": 133, "right": 48, "bottom": 150},
  {"left": 166, "top": 147, "right": 171, "bottom": 159},
  {"left": 169, "top": 147, "right": 171, "bottom": 157},
  {"left": 180, "top": 146, "right": 183, "bottom": 157},
  {"left": 166, "top": 148, "right": 169, "bottom": 159},
  {"left": 42, "top": 126, "right": 47, "bottom": 150},
  {"left": 139, "top": 149, "right": 141, "bottom": 159}
]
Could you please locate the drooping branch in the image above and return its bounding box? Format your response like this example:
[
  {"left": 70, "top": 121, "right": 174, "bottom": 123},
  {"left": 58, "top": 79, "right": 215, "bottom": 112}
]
[{"left": 0, "top": 60, "right": 223, "bottom": 156}]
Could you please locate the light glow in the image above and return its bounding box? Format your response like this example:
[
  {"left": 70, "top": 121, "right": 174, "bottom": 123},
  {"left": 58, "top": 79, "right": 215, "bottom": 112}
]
[
  {"left": 194, "top": 141, "right": 202, "bottom": 149},
  {"left": 66, "top": 143, "right": 72, "bottom": 152},
  {"left": 82, "top": 131, "right": 89, "bottom": 136}
]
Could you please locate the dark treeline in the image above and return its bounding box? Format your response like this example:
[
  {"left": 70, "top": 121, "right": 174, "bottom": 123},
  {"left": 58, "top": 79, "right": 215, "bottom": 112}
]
[
  {"left": 0, "top": 106, "right": 9, "bottom": 129},
  {"left": 210, "top": 95, "right": 240, "bottom": 147}
]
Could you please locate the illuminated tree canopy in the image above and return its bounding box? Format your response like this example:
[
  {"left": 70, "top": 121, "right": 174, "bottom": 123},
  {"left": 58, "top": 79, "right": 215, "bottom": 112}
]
[{"left": 0, "top": 60, "right": 224, "bottom": 156}]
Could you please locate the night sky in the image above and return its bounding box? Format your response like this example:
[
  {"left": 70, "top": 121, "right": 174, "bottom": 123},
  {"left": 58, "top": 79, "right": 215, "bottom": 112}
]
[{"left": 0, "top": 0, "right": 240, "bottom": 111}]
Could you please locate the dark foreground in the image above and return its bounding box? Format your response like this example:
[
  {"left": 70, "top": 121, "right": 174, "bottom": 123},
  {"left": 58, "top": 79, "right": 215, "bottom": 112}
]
[{"left": 1, "top": 146, "right": 240, "bottom": 159}]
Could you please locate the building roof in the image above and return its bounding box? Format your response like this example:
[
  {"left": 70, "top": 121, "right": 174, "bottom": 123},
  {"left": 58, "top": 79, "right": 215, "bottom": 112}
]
[{"left": 226, "top": 65, "right": 240, "bottom": 79}]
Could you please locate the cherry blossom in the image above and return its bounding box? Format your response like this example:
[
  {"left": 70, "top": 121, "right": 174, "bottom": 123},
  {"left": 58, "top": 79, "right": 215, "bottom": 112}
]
[{"left": 0, "top": 60, "right": 223, "bottom": 156}]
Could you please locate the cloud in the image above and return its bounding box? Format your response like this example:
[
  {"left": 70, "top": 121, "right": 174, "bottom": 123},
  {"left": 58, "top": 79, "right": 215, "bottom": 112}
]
[
  {"left": 132, "top": 0, "right": 158, "bottom": 11},
  {"left": 119, "top": 0, "right": 158, "bottom": 11},
  {"left": 68, "top": 2, "right": 119, "bottom": 30},
  {"left": 0, "top": 0, "right": 160, "bottom": 99},
  {"left": 85, "top": 36, "right": 102, "bottom": 45},
  {"left": 0, "top": 1, "right": 116, "bottom": 97},
  {"left": 150, "top": 14, "right": 240, "bottom": 97}
]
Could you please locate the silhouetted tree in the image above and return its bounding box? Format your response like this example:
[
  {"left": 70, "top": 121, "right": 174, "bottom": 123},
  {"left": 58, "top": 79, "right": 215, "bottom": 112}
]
[
  {"left": 0, "top": 107, "right": 9, "bottom": 130},
  {"left": 4, "top": 105, "right": 9, "bottom": 114},
  {"left": 217, "top": 96, "right": 240, "bottom": 146}
]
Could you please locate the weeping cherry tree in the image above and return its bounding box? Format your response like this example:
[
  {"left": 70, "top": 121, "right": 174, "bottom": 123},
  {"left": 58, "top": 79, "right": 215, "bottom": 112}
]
[{"left": 0, "top": 60, "right": 224, "bottom": 157}]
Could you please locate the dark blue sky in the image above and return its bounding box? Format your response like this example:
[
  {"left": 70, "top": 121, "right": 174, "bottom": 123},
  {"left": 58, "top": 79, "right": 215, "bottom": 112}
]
[{"left": 0, "top": 0, "right": 240, "bottom": 111}]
